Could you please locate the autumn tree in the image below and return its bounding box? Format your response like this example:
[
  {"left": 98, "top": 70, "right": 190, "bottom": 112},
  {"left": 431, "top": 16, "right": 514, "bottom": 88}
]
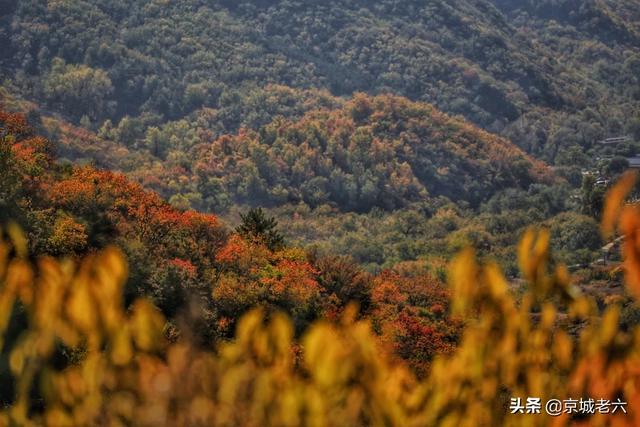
[
  {"left": 43, "top": 58, "right": 113, "bottom": 121},
  {"left": 0, "top": 138, "right": 20, "bottom": 222}
]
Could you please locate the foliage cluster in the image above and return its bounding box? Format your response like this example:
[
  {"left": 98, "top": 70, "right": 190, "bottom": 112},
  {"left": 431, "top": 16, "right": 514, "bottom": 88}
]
[
  {"left": 190, "top": 94, "right": 550, "bottom": 212},
  {"left": 269, "top": 184, "right": 601, "bottom": 274},
  {"left": 1, "top": 0, "right": 639, "bottom": 168},
  {"left": 0, "top": 175, "right": 640, "bottom": 425},
  {"left": 1, "top": 108, "right": 459, "bottom": 376}
]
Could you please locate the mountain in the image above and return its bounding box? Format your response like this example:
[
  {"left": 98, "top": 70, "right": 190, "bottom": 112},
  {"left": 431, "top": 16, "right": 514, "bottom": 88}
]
[
  {"left": 1, "top": 0, "right": 638, "bottom": 165},
  {"left": 1, "top": 86, "right": 551, "bottom": 212},
  {"left": 0, "top": 107, "right": 461, "bottom": 375},
  {"left": 7, "top": 0, "right": 622, "bottom": 273},
  {"left": 191, "top": 93, "right": 551, "bottom": 212},
  {"left": 3, "top": 5, "right": 638, "bottom": 419}
]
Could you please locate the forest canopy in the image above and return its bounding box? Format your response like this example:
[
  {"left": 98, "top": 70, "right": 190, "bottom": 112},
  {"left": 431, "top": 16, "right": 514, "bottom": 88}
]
[
  {"left": 1, "top": 1, "right": 640, "bottom": 424},
  {"left": 1, "top": 0, "right": 639, "bottom": 165}
]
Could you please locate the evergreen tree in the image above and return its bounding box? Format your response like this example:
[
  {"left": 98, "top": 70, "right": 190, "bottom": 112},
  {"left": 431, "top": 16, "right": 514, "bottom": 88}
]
[{"left": 236, "top": 208, "right": 285, "bottom": 251}]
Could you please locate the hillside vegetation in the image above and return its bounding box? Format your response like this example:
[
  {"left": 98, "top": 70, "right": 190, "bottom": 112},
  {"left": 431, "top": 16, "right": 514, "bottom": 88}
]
[
  {"left": 1, "top": 0, "right": 639, "bottom": 165},
  {"left": 152, "top": 93, "right": 551, "bottom": 213},
  {"left": 0, "top": 176, "right": 639, "bottom": 425},
  {"left": 3, "top": 0, "right": 632, "bottom": 271},
  {"left": 0, "top": 108, "right": 461, "bottom": 380},
  {"left": 1, "top": 3, "right": 640, "bottom": 424},
  {"left": 2, "top": 86, "right": 604, "bottom": 272}
]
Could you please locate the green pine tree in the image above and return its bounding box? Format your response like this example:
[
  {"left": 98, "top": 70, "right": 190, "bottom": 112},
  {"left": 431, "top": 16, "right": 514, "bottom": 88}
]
[{"left": 236, "top": 208, "right": 285, "bottom": 251}]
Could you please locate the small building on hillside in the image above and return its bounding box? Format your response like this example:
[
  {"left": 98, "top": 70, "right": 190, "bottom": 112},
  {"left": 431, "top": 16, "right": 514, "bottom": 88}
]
[
  {"left": 599, "top": 136, "right": 630, "bottom": 145},
  {"left": 627, "top": 156, "right": 640, "bottom": 169},
  {"left": 602, "top": 235, "right": 625, "bottom": 265}
]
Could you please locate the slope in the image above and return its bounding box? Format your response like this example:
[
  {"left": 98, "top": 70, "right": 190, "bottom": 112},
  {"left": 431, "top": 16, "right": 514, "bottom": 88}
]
[
  {"left": 0, "top": 107, "right": 461, "bottom": 374},
  {"left": 1, "top": 0, "right": 638, "bottom": 164},
  {"left": 192, "top": 93, "right": 552, "bottom": 212}
]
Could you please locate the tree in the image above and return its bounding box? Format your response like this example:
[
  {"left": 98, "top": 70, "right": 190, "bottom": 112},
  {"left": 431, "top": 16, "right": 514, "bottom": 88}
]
[
  {"left": 605, "top": 156, "right": 630, "bottom": 177},
  {"left": 46, "top": 214, "right": 88, "bottom": 255},
  {"left": 236, "top": 207, "right": 285, "bottom": 251},
  {"left": 144, "top": 127, "right": 169, "bottom": 158},
  {"left": 313, "top": 255, "right": 372, "bottom": 311},
  {"left": 548, "top": 211, "right": 602, "bottom": 265},
  {"left": 580, "top": 174, "right": 605, "bottom": 219},
  {"left": 43, "top": 58, "right": 113, "bottom": 121},
  {"left": 0, "top": 113, "right": 27, "bottom": 224}
]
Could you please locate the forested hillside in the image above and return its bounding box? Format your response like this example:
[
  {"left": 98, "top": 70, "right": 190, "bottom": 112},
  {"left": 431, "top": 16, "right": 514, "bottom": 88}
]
[
  {"left": 2, "top": 2, "right": 640, "bottom": 424},
  {"left": 1, "top": 0, "right": 639, "bottom": 165},
  {"left": 1, "top": 173, "right": 640, "bottom": 426},
  {"left": 142, "top": 93, "right": 551, "bottom": 212},
  {"left": 0, "top": 109, "right": 462, "bottom": 378},
  {"left": 4, "top": 84, "right": 585, "bottom": 271},
  {"left": 2, "top": 0, "right": 633, "bottom": 272}
]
